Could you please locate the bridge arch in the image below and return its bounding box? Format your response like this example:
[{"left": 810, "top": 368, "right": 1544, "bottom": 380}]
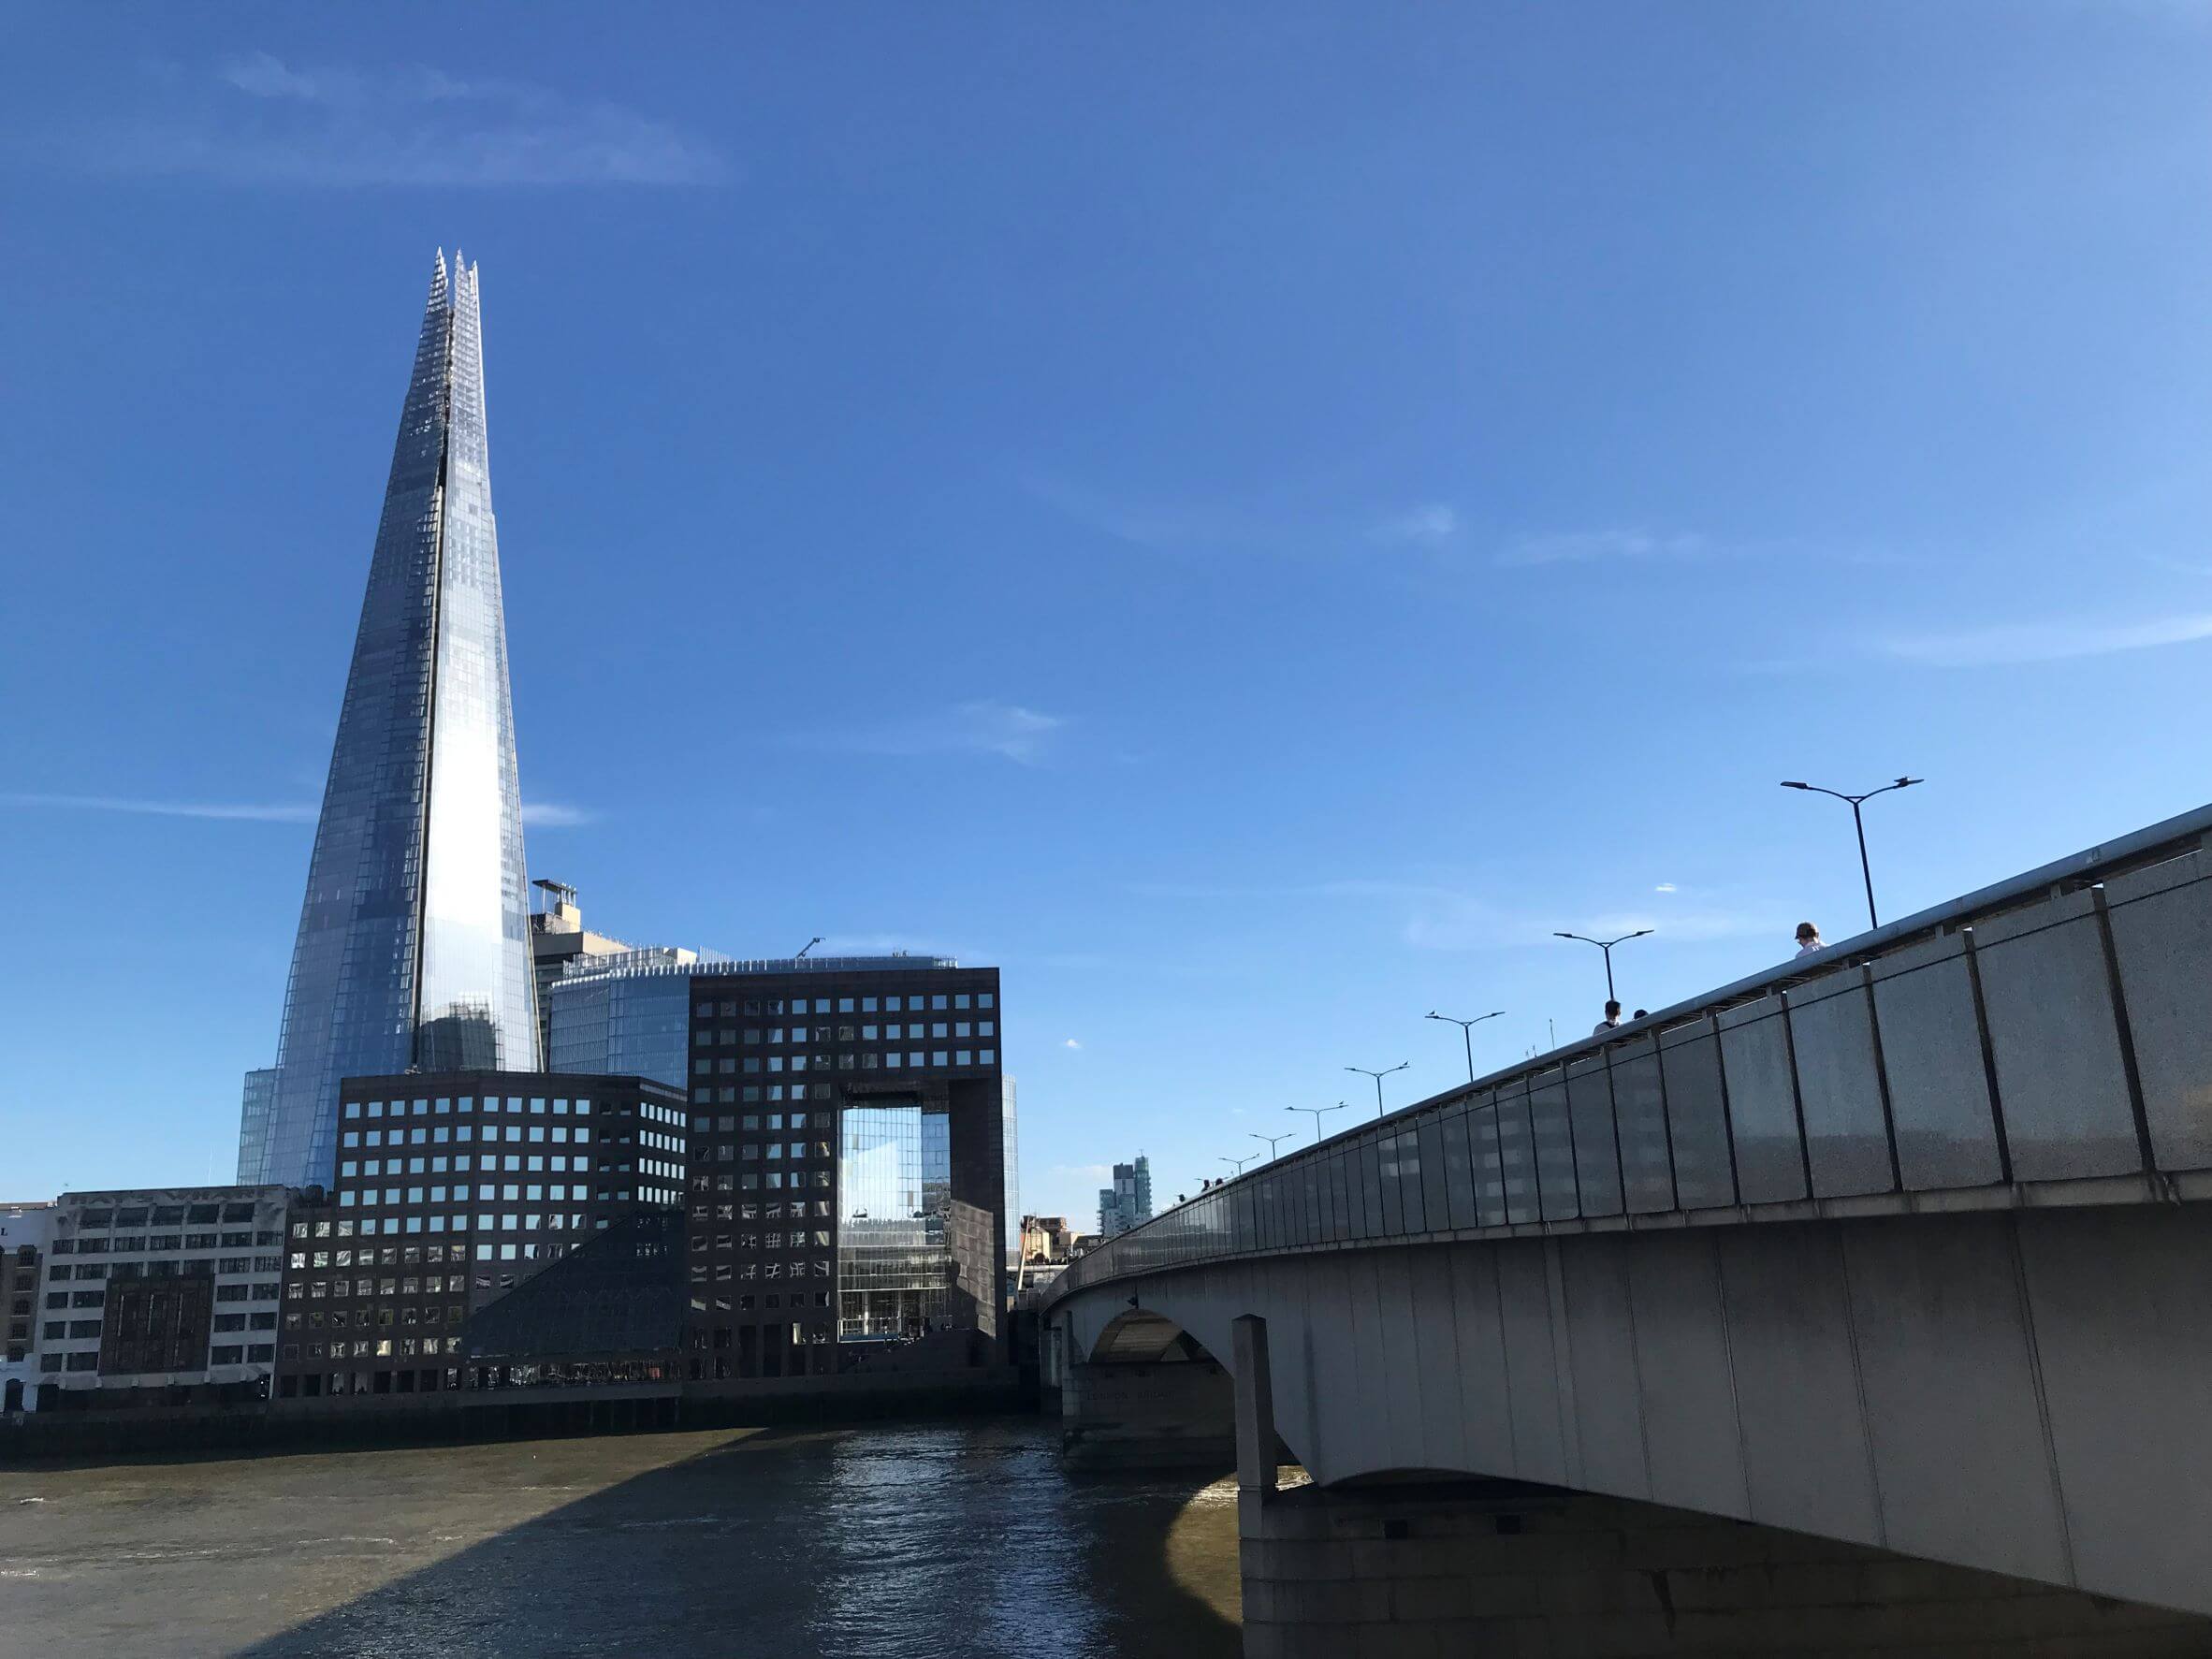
[{"left": 1084, "top": 1306, "right": 1215, "bottom": 1365}]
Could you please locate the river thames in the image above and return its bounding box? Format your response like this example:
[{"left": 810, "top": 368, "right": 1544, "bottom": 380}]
[{"left": 0, "top": 1419, "right": 1241, "bottom": 1658}]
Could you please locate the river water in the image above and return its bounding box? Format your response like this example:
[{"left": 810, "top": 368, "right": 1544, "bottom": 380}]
[{"left": 0, "top": 1419, "right": 1242, "bottom": 1658}]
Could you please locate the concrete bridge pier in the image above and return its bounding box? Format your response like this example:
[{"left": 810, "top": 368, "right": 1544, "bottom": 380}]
[{"left": 1229, "top": 1316, "right": 2212, "bottom": 1658}]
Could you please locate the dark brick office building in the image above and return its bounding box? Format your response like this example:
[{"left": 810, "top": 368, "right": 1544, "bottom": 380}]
[
  {"left": 273, "top": 1070, "right": 688, "bottom": 1399},
  {"left": 675, "top": 962, "right": 1008, "bottom": 1383}
]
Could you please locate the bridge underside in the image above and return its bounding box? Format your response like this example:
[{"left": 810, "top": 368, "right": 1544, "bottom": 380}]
[{"left": 1055, "top": 1201, "right": 2212, "bottom": 1621}]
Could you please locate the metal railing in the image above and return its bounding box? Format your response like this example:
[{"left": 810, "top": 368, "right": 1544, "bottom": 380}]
[{"left": 1047, "top": 802, "right": 2212, "bottom": 1302}]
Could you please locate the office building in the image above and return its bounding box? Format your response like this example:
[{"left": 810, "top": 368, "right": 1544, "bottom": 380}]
[
  {"left": 274, "top": 1071, "right": 686, "bottom": 1399},
  {"left": 1098, "top": 1157, "right": 1153, "bottom": 1238},
  {"left": 1, "top": 1201, "right": 56, "bottom": 1411},
  {"left": 676, "top": 961, "right": 1007, "bottom": 1381},
  {"left": 1020, "top": 1215, "right": 1072, "bottom": 1264},
  {"left": 529, "top": 880, "right": 697, "bottom": 1068},
  {"left": 547, "top": 953, "right": 927, "bottom": 1089},
  {"left": 240, "top": 253, "right": 537, "bottom": 1188},
  {"left": 544, "top": 951, "right": 738, "bottom": 1088},
  {"left": 36, "top": 1187, "right": 293, "bottom": 1405}
]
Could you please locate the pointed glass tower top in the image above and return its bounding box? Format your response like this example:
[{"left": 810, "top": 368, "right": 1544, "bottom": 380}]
[{"left": 238, "top": 253, "right": 536, "bottom": 1187}]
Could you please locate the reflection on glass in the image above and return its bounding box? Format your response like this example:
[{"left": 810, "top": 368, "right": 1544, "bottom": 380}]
[
  {"left": 240, "top": 255, "right": 536, "bottom": 1189},
  {"left": 838, "top": 1104, "right": 957, "bottom": 1340}
]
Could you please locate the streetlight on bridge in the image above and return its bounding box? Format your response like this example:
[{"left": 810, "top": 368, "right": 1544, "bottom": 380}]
[
  {"left": 1345, "top": 1061, "right": 1409, "bottom": 1121},
  {"left": 1781, "top": 776, "right": 1922, "bottom": 931},
  {"left": 1248, "top": 1129, "right": 1293, "bottom": 1163},
  {"left": 1288, "top": 1101, "right": 1349, "bottom": 1145},
  {"left": 1425, "top": 1009, "right": 1505, "bottom": 1084},
  {"left": 1553, "top": 928, "right": 1652, "bottom": 1007},
  {"left": 1220, "top": 1152, "right": 1259, "bottom": 1179}
]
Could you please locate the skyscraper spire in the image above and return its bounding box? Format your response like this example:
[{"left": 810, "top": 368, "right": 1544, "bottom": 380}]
[{"left": 238, "top": 253, "right": 536, "bottom": 1187}]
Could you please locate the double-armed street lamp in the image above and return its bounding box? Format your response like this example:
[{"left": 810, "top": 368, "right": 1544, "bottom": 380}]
[
  {"left": 1345, "top": 1061, "right": 1409, "bottom": 1121},
  {"left": 1425, "top": 1009, "right": 1505, "bottom": 1084},
  {"left": 1249, "top": 1130, "right": 1293, "bottom": 1163},
  {"left": 1553, "top": 928, "right": 1652, "bottom": 1006},
  {"left": 1220, "top": 1152, "right": 1259, "bottom": 1179},
  {"left": 1781, "top": 776, "right": 1922, "bottom": 931},
  {"left": 1288, "top": 1101, "right": 1349, "bottom": 1144}
]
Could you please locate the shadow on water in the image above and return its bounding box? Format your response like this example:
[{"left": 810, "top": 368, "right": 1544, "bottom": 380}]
[{"left": 4, "top": 1418, "right": 1238, "bottom": 1659}]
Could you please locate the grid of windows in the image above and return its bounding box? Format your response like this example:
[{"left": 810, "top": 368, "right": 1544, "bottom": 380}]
[
  {"left": 683, "top": 981, "right": 999, "bottom": 1110},
  {"left": 40, "top": 1190, "right": 288, "bottom": 1390},
  {"left": 684, "top": 1105, "right": 838, "bottom": 1380},
  {"left": 278, "top": 1072, "right": 685, "bottom": 1400},
  {"left": 677, "top": 969, "right": 1001, "bottom": 1383}
]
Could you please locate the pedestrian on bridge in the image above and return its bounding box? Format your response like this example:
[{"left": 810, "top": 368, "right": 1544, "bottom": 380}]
[
  {"left": 1593, "top": 1000, "right": 1623, "bottom": 1036},
  {"left": 1796, "top": 921, "right": 1826, "bottom": 954}
]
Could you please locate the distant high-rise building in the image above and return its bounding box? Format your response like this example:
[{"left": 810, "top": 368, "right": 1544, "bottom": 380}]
[
  {"left": 1098, "top": 1156, "right": 1153, "bottom": 1238},
  {"left": 528, "top": 880, "right": 695, "bottom": 1067},
  {"left": 239, "top": 253, "right": 537, "bottom": 1188}
]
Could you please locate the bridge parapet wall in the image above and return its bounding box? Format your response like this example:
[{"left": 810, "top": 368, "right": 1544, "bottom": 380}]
[{"left": 1050, "top": 807, "right": 2212, "bottom": 1301}]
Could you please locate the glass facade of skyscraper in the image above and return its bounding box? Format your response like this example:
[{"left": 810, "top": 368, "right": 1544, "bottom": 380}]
[
  {"left": 544, "top": 953, "right": 702, "bottom": 1090},
  {"left": 837, "top": 1104, "right": 954, "bottom": 1341},
  {"left": 239, "top": 254, "right": 536, "bottom": 1189}
]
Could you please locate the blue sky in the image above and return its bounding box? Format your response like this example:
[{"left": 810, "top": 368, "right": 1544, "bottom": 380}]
[{"left": 4, "top": 5, "right": 2212, "bottom": 1222}]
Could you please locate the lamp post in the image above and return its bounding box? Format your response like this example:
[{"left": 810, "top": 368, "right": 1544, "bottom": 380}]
[
  {"left": 1220, "top": 1153, "right": 1259, "bottom": 1179},
  {"left": 1345, "top": 1061, "right": 1409, "bottom": 1121},
  {"left": 1425, "top": 1009, "right": 1505, "bottom": 1084},
  {"left": 1288, "top": 1101, "right": 1349, "bottom": 1145},
  {"left": 1781, "top": 777, "right": 1922, "bottom": 931},
  {"left": 1249, "top": 1130, "right": 1292, "bottom": 1162},
  {"left": 1553, "top": 929, "right": 1652, "bottom": 1006}
]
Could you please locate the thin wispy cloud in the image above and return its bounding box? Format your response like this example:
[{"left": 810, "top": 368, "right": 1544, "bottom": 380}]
[
  {"left": 1653, "top": 882, "right": 1679, "bottom": 893},
  {"left": 2, "top": 793, "right": 315, "bottom": 823},
  {"left": 1062, "top": 1038, "right": 1083, "bottom": 1050},
  {"left": 519, "top": 802, "right": 594, "bottom": 828},
  {"left": 789, "top": 700, "right": 1068, "bottom": 766},
  {"left": 1031, "top": 474, "right": 1431, "bottom": 560},
  {"left": 1369, "top": 503, "right": 1458, "bottom": 546},
  {"left": 1876, "top": 611, "right": 2212, "bottom": 668},
  {"left": 76, "top": 53, "right": 726, "bottom": 188},
  {"left": 1405, "top": 894, "right": 1778, "bottom": 952},
  {"left": 1496, "top": 528, "right": 1709, "bottom": 568},
  {"left": 2140, "top": 553, "right": 2212, "bottom": 577},
  {"left": 1130, "top": 875, "right": 1778, "bottom": 952},
  {"left": 8, "top": 793, "right": 595, "bottom": 828},
  {"left": 1025, "top": 475, "right": 1270, "bottom": 554}
]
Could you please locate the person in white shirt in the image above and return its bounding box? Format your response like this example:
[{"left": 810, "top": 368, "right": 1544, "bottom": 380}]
[
  {"left": 1795, "top": 922, "right": 1825, "bottom": 955},
  {"left": 1593, "top": 999, "right": 1623, "bottom": 1036}
]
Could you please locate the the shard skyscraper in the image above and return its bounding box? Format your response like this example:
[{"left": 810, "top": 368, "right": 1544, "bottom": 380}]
[{"left": 238, "top": 252, "right": 536, "bottom": 1187}]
